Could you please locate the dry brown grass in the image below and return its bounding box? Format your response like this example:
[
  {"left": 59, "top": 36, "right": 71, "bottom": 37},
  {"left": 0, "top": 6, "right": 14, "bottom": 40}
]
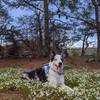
[
  {"left": 0, "top": 57, "right": 100, "bottom": 69},
  {"left": 0, "top": 91, "right": 30, "bottom": 100}
]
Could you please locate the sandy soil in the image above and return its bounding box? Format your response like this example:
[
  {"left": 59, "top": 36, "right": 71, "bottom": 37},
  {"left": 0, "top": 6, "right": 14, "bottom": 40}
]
[
  {"left": 0, "top": 57, "right": 100, "bottom": 69},
  {"left": 0, "top": 91, "right": 30, "bottom": 100}
]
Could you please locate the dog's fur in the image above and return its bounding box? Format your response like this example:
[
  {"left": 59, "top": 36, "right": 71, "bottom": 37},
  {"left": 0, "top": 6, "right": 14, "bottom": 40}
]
[
  {"left": 22, "top": 51, "right": 73, "bottom": 92},
  {"left": 22, "top": 68, "right": 47, "bottom": 82},
  {"left": 48, "top": 52, "right": 64, "bottom": 87},
  {"left": 48, "top": 52, "right": 73, "bottom": 93}
]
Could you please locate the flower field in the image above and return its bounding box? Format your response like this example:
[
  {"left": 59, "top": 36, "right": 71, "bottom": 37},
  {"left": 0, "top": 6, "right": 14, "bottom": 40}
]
[{"left": 0, "top": 67, "right": 100, "bottom": 100}]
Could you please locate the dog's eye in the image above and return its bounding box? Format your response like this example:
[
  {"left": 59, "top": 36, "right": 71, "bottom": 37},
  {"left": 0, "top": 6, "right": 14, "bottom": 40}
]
[{"left": 54, "top": 58, "right": 57, "bottom": 61}]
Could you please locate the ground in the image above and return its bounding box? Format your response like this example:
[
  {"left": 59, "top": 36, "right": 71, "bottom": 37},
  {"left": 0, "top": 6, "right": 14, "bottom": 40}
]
[
  {"left": 0, "top": 57, "right": 100, "bottom": 100},
  {"left": 0, "top": 91, "right": 30, "bottom": 100},
  {"left": 1, "top": 67, "right": 100, "bottom": 100},
  {"left": 0, "top": 57, "right": 100, "bottom": 69}
]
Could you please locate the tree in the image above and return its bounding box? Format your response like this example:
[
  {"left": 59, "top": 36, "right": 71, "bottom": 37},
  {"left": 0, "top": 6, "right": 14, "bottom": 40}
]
[
  {"left": 52, "top": 0, "right": 99, "bottom": 61},
  {"left": 44, "top": 0, "right": 50, "bottom": 55},
  {"left": 3, "top": 0, "right": 51, "bottom": 56},
  {"left": 2, "top": 0, "right": 99, "bottom": 59},
  {"left": 0, "top": 1, "right": 12, "bottom": 57},
  {"left": 80, "top": 27, "right": 95, "bottom": 56},
  {"left": 91, "top": 0, "right": 100, "bottom": 61},
  {"left": 5, "top": 26, "right": 21, "bottom": 57}
]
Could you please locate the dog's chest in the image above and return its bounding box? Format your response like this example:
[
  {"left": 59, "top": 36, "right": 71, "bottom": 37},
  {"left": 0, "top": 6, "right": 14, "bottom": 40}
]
[{"left": 48, "top": 68, "right": 62, "bottom": 80}]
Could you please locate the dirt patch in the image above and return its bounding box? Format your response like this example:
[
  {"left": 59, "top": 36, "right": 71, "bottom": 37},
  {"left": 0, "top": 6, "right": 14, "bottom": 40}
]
[
  {"left": 65, "top": 57, "right": 100, "bottom": 69},
  {"left": 0, "top": 57, "right": 100, "bottom": 69},
  {"left": 0, "top": 91, "right": 30, "bottom": 100},
  {"left": 0, "top": 58, "right": 48, "bottom": 68}
]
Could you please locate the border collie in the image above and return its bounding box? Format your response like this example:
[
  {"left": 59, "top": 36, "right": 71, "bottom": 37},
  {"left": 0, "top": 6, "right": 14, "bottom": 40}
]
[
  {"left": 48, "top": 52, "right": 73, "bottom": 92},
  {"left": 22, "top": 51, "right": 73, "bottom": 92}
]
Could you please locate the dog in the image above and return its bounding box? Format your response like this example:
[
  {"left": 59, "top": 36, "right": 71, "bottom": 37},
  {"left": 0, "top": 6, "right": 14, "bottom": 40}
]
[
  {"left": 47, "top": 51, "right": 64, "bottom": 87},
  {"left": 48, "top": 52, "right": 73, "bottom": 92},
  {"left": 22, "top": 67, "right": 47, "bottom": 82},
  {"left": 22, "top": 51, "right": 73, "bottom": 93}
]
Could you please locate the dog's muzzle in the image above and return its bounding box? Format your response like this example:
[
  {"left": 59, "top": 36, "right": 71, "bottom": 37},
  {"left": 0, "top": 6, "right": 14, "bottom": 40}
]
[{"left": 59, "top": 62, "right": 62, "bottom": 68}]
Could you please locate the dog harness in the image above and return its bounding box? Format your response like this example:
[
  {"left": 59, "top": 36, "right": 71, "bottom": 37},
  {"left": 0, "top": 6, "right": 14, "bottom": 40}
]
[{"left": 43, "top": 64, "right": 50, "bottom": 77}]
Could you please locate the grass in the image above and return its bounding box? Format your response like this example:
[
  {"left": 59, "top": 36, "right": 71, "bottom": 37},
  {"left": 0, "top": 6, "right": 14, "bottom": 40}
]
[{"left": 0, "top": 67, "right": 100, "bottom": 100}]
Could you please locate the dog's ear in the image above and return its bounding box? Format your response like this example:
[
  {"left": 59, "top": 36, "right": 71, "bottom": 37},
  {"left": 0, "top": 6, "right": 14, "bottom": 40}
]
[{"left": 50, "top": 51, "right": 56, "bottom": 62}]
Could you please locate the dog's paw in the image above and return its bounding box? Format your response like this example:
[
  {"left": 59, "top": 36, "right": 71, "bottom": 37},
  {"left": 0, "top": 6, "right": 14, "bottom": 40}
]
[{"left": 60, "top": 85, "right": 74, "bottom": 96}]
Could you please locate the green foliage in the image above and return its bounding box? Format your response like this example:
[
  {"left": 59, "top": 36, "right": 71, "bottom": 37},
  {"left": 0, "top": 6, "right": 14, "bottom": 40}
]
[{"left": 1, "top": 68, "right": 100, "bottom": 99}]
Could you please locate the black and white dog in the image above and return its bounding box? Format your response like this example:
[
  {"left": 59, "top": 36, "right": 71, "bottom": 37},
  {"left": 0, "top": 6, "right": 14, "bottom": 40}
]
[
  {"left": 22, "top": 67, "right": 47, "bottom": 82},
  {"left": 48, "top": 51, "right": 65, "bottom": 87},
  {"left": 22, "top": 51, "right": 73, "bottom": 92},
  {"left": 48, "top": 52, "right": 73, "bottom": 92}
]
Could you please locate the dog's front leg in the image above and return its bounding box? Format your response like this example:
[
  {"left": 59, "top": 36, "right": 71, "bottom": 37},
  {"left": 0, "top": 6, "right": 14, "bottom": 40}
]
[
  {"left": 59, "top": 75, "right": 74, "bottom": 94},
  {"left": 60, "top": 84, "right": 74, "bottom": 95},
  {"left": 48, "top": 76, "right": 57, "bottom": 88}
]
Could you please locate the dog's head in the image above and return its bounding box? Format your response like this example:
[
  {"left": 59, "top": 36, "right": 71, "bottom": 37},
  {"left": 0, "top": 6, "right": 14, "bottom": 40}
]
[{"left": 50, "top": 51, "right": 64, "bottom": 69}]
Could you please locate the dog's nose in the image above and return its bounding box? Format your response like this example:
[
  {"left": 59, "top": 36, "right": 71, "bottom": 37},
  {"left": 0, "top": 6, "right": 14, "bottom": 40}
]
[{"left": 59, "top": 62, "right": 62, "bottom": 66}]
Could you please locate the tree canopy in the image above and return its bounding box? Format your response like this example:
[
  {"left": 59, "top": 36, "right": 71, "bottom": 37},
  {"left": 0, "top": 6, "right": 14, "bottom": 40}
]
[{"left": 0, "top": 0, "right": 99, "bottom": 60}]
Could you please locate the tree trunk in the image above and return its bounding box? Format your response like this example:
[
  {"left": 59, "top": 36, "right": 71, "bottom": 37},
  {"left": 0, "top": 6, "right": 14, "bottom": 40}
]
[
  {"left": 38, "top": 13, "right": 42, "bottom": 46},
  {"left": 44, "top": 0, "right": 50, "bottom": 56},
  {"left": 97, "top": 33, "right": 100, "bottom": 61},
  {"left": 95, "top": 5, "right": 100, "bottom": 61},
  {"left": 81, "top": 34, "right": 86, "bottom": 56},
  {"left": 37, "top": 12, "right": 43, "bottom": 56}
]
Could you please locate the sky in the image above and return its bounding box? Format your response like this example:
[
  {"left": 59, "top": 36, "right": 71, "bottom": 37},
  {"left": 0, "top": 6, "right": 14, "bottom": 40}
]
[{"left": 7, "top": 1, "right": 97, "bottom": 48}]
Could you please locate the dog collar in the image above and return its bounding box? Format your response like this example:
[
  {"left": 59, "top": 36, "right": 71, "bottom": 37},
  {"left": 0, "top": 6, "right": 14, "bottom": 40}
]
[{"left": 51, "top": 68, "right": 64, "bottom": 75}]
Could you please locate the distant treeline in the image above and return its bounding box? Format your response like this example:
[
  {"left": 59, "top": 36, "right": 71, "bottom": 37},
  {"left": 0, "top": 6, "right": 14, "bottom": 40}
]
[{"left": 0, "top": 0, "right": 100, "bottom": 61}]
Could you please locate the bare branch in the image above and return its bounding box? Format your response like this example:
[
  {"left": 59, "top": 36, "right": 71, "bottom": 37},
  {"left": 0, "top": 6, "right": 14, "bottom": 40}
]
[
  {"left": 23, "top": 0, "right": 44, "bottom": 12},
  {"left": 51, "top": 12, "right": 96, "bottom": 27},
  {"left": 91, "top": 0, "right": 97, "bottom": 6}
]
